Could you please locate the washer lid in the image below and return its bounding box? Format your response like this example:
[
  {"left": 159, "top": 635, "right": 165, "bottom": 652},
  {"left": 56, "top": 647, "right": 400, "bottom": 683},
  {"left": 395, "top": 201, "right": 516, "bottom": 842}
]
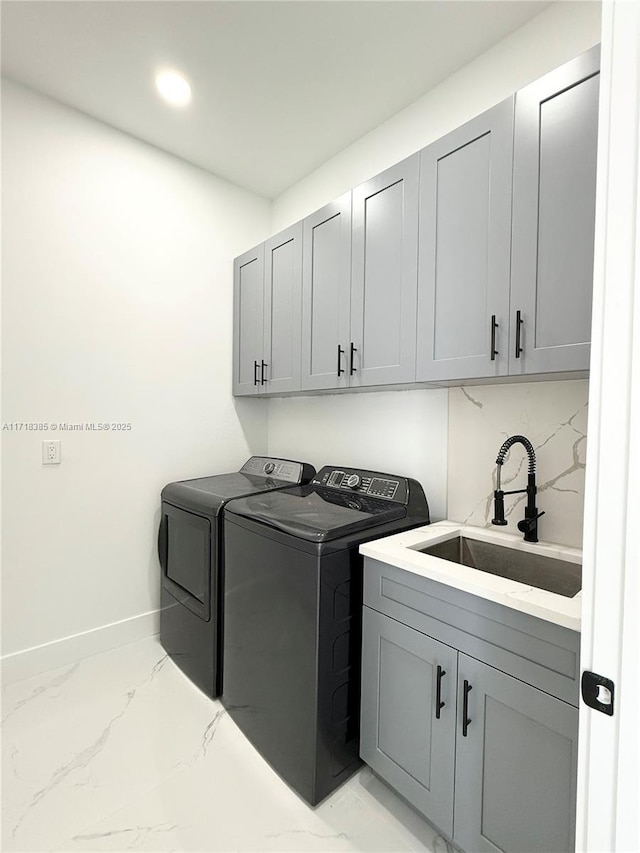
[{"left": 224, "top": 485, "right": 407, "bottom": 542}]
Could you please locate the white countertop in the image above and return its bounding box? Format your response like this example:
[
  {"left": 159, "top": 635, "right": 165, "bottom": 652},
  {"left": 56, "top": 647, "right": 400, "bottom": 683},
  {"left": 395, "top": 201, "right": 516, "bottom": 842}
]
[{"left": 360, "top": 521, "right": 582, "bottom": 632}]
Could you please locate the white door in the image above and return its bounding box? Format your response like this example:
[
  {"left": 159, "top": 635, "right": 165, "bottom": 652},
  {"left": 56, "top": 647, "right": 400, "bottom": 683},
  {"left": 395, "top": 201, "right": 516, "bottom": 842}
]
[{"left": 577, "top": 4, "right": 639, "bottom": 851}]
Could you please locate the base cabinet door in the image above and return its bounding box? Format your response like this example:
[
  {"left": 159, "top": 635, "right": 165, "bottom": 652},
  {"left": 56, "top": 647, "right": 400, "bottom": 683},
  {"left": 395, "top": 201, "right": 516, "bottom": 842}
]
[
  {"left": 360, "top": 607, "right": 457, "bottom": 836},
  {"left": 453, "top": 654, "right": 579, "bottom": 853}
]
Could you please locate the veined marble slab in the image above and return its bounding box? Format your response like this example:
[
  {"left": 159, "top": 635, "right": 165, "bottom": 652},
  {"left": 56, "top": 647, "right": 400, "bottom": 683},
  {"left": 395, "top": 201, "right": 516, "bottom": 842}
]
[
  {"left": 360, "top": 521, "right": 582, "bottom": 632},
  {"left": 2, "top": 636, "right": 449, "bottom": 853},
  {"left": 447, "top": 380, "right": 588, "bottom": 550}
]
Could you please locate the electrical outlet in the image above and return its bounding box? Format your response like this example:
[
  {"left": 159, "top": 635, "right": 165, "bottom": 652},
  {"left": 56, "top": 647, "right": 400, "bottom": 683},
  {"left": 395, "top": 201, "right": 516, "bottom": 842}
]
[{"left": 42, "top": 440, "right": 61, "bottom": 465}]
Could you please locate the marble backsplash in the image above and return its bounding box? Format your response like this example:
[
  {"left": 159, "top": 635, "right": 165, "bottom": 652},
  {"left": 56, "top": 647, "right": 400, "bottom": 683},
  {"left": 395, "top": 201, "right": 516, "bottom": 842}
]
[{"left": 447, "top": 379, "right": 589, "bottom": 549}]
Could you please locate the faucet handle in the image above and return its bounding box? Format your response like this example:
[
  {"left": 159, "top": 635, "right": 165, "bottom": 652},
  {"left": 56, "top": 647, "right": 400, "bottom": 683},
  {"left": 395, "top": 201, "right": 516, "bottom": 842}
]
[{"left": 517, "top": 511, "right": 545, "bottom": 534}]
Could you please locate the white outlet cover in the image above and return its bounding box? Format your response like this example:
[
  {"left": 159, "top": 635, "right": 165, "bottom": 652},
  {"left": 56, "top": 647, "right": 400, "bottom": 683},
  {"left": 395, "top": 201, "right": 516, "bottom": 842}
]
[{"left": 42, "top": 439, "right": 61, "bottom": 464}]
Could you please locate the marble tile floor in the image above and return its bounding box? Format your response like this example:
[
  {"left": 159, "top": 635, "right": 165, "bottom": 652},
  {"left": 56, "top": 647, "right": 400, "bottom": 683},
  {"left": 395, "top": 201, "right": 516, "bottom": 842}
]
[{"left": 2, "top": 636, "right": 452, "bottom": 853}]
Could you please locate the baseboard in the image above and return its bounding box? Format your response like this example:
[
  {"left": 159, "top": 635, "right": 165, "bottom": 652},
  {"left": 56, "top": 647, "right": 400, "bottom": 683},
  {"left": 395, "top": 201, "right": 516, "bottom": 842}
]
[{"left": 1, "top": 609, "right": 161, "bottom": 685}]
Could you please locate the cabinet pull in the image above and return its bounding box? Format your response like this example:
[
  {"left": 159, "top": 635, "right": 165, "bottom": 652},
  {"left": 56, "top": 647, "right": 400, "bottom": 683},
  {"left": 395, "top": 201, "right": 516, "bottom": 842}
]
[
  {"left": 349, "top": 342, "right": 357, "bottom": 375},
  {"left": 462, "top": 680, "right": 472, "bottom": 737},
  {"left": 337, "top": 345, "right": 345, "bottom": 377},
  {"left": 436, "top": 665, "right": 446, "bottom": 719},
  {"left": 490, "top": 315, "right": 499, "bottom": 361},
  {"left": 260, "top": 360, "right": 267, "bottom": 385},
  {"left": 515, "top": 310, "right": 524, "bottom": 358},
  {"left": 157, "top": 516, "right": 167, "bottom": 573},
  {"left": 253, "top": 360, "right": 259, "bottom": 386}
]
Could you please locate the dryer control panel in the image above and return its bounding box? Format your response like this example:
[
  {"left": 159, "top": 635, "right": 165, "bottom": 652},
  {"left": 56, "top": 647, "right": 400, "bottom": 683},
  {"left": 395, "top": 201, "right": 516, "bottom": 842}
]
[
  {"left": 312, "top": 467, "right": 409, "bottom": 503},
  {"left": 240, "top": 457, "right": 314, "bottom": 484}
]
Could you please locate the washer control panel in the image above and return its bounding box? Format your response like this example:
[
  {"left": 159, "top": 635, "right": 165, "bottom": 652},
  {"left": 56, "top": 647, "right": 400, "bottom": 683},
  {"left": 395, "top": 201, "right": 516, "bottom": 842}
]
[
  {"left": 314, "top": 467, "right": 407, "bottom": 503},
  {"left": 345, "top": 473, "right": 361, "bottom": 490},
  {"left": 240, "top": 456, "right": 306, "bottom": 483}
]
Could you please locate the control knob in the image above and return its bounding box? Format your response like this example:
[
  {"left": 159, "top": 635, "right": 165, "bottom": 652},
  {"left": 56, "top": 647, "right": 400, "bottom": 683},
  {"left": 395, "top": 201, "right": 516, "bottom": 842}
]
[
  {"left": 346, "top": 473, "right": 361, "bottom": 490},
  {"left": 264, "top": 462, "right": 276, "bottom": 475}
]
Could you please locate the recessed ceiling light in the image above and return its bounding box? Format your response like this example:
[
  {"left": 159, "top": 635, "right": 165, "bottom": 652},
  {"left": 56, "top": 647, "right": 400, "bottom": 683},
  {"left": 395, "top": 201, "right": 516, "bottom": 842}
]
[{"left": 155, "top": 70, "right": 192, "bottom": 107}]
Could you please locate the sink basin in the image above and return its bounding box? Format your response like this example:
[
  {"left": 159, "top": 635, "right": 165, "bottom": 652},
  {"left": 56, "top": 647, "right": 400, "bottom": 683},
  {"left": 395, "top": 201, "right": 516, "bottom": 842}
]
[{"left": 417, "top": 536, "right": 582, "bottom": 598}]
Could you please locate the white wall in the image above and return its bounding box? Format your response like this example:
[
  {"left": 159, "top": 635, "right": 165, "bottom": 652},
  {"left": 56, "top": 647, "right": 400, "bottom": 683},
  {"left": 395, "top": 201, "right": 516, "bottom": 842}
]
[
  {"left": 271, "top": 1, "right": 601, "bottom": 231},
  {"left": 266, "top": 1, "right": 600, "bottom": 527},
  {"left": 1, "top": 81, "right": 270, "bottom": 667}
]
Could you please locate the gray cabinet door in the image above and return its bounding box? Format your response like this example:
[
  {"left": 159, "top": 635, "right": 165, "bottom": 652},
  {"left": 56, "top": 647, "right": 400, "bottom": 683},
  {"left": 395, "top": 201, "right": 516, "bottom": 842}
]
[
  {"left": 301, "top": 194, "right": 352, "bottom": 391},
  {"left": 509, "top": 45, "right": 600, "bottom": 375},
  {"left": 417, "top": 99, "right": 514, "bottom": 382},
  {"left": 351, "top": 155, "right": 419, "bottom": 386},
  {"left": 360, "top": 607, "right": 457, "bottom": 836},
  {"left": 233, "top": 244, "right": 264, "bottom": 396},
  {"left": 263, "top": 223, "right": 303, "bottom": 394},
  {"left": 454, "top": 654, "right": 578, "bottom": 853}
]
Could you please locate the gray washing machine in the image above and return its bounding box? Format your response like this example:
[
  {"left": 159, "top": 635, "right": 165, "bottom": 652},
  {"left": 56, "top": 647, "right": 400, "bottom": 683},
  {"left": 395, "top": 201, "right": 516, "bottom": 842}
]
[
  {"left": 158, "top": 457, "right": 315, "bottom": 697},
  {"left": 222, "top": 465, "right": 430, "bottom": 805}
]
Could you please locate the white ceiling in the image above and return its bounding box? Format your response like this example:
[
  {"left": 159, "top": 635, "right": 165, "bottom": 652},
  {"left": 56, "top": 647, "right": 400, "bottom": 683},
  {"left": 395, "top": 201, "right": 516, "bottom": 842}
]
[{"left": 1, "top": 1, "right": 554, "bottom": 199}]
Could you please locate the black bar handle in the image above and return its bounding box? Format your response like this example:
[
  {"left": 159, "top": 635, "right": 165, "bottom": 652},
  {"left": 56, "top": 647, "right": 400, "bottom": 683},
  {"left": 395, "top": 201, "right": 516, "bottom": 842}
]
[
  {"left": 253, "top": 360, "right": 259, "bottom": 386},
  {"left": 490, "top": 315, "right": 499, "bottom": 361},
  {"left": 349, "top": 342, "right": 357, "bottom": 375},
  {"left": 462, "top": 680, "right": 472, "bottom": 737},
  {"left": 260, "top": 360, "right": 267, "bottom": 385},
  {"left": 337, "top": 345, "right": 345, "bottom": 377},
  {"left": 436, "top": 665, "right": 446, "bottom": 720},
  {"left": 157, "top": 516, "right": 167, "bottom": 573},
  {"left": 515, "top": 310, "right": 524, "bottom": 358}
]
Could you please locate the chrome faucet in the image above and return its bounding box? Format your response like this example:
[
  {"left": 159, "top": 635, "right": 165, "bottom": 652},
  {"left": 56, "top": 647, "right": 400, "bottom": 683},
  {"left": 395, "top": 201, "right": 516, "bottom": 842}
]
[{"left": 491, "top": 435, "right": 545, "bottom": 543}]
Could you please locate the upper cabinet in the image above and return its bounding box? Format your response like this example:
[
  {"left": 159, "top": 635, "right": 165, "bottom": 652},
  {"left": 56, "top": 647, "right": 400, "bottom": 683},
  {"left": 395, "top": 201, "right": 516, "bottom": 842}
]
[
  {"left": 232, "top": 223, "right": 302, "bottom": 396},
  {"left": 301, "top": 157, "right": 419, "bottom": 391},
  {"left": 301, "top": 194, "right": 352, "bottom": 391},
  {"left": 232, "top": 46, "right": 600, "bottom": 396},
  {"left": 233, "top": 243, "right": 265, "bottom": 396},
  {"left": 351, "top": 156, "right": 419, "bottom": 387},
  {"left": 416, "top": 45, "right": 600, "bottom": 384},
  {"left": 263, "top": 224, "right": 303, "bottom": 394},
  {"left": 509, "top": 45, "right": 600, "bottom": 375},
  {"left": 416, "top": 99, "right": 514, "bottom": 382}
]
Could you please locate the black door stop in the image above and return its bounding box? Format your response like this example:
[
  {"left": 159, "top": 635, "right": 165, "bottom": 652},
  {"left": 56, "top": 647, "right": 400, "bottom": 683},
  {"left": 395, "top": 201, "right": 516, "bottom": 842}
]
[{"left": 581, "top": 671, "right": 615, "bottom": 716}]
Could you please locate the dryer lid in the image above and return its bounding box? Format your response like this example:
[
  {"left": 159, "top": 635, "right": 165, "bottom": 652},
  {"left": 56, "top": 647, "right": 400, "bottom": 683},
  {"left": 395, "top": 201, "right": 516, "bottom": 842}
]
[{"left": 161, "top": 458, "right": 315, "bottom": 514}]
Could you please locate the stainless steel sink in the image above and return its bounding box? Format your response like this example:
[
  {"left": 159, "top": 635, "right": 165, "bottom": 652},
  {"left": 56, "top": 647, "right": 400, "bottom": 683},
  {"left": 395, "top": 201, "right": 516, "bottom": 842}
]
[{"left": 417, "top": 536, "right": 582, "bottom": 598}]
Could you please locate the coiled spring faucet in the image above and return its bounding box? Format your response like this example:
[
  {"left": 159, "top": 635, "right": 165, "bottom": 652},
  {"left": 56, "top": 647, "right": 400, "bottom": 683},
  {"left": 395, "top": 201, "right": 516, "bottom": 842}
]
[{"left": 492, "top": 434, "right": 545, "bottom": 543}]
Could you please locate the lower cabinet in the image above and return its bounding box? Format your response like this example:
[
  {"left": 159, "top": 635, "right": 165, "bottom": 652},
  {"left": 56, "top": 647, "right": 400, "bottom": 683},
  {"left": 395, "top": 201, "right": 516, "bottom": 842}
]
[
  {"left": 361, "top": 605, "right": 579, "bottom": 853},
  {"left": 361, "top": 608, "right": 457, "bottom": 836},
  {"left": 454, "top": 653, "right": 579, "bottom": 853}
]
